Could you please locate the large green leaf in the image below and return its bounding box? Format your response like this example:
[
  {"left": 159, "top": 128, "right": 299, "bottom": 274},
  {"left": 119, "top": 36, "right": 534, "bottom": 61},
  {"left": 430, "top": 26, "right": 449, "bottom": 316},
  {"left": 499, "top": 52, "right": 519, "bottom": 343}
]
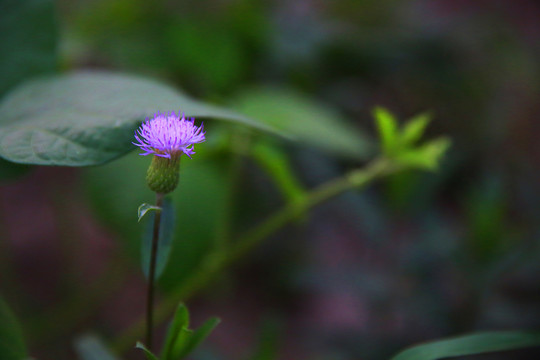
[
  {"left": 0, "top": 71, "right": 279, "bottom": 166},
  {"left": 0, "top": 0, "right": 57, "bottom": 98},
  {"left": 231, "top": 88, "right": 374, "bottom": 159},
  {"left": 0, "top": 298, "right": 28, "bottom": 360},
  {"left": 391, "top": 331, "right": 540, "bottom": 360}
]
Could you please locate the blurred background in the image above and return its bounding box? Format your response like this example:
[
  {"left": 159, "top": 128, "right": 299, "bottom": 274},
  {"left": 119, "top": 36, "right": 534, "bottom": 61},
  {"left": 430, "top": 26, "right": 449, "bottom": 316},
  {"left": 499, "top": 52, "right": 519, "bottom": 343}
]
[{"left": 1, "top": 0, "right": 540, "bottom": 359}]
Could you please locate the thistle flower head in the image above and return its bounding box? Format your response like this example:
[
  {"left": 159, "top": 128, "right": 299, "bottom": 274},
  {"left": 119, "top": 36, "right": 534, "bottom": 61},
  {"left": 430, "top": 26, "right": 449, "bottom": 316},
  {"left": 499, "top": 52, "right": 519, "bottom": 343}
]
[{"left": 133, "top": 112, "right": 206, "bottom": 159}]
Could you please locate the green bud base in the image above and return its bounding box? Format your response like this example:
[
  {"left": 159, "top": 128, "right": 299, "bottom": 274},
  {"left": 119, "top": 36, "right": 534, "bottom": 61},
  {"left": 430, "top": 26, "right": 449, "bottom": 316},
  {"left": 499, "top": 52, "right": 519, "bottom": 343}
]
[{"left": 146, "top": 155, "right": 180, "bottom": 194}]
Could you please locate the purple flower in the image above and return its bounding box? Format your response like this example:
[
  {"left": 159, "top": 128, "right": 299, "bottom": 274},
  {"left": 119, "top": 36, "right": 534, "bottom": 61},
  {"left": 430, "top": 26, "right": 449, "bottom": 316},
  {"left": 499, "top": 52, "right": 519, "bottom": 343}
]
[{"left": 133, "top": 112, "right": 206, "bottom": 159}]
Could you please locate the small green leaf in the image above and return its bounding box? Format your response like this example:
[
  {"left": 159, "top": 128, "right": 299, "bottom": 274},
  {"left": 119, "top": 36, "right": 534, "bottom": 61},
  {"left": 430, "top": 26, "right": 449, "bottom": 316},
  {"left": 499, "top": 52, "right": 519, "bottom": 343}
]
[
  {"left": 141, "top": 197, "right": 175, "bottom": 280},
  {"left": 135, "top": 342, "right": 160, "bottom": 360},
  {"left": 138, "top": 203, "right": 162, "bottom": 222},
  {"left": 390, "top": 331, "right": 540, "bottom": 360},
  {"left": 174, "top": 317, "right": 221, "bottom": 359},
  {"left": 0, "top": 298, "right": 28, "bottom": 360},
  {"left": 74, "top": 335, "right": 120, "bottom": 360},
  {"left": 0, "top": 71, "right": 280, "bottom": 166},
  {"left": 401, "top": 112, "right": 431, "bottom": 147},
  {"left": 373, "top": 107, "right": 399, "bottom": 155},
  {"left": 162, "top": 304, "right": 190, "bottom": 360},
  {"left": 396, "top": 137, "right": 450, "bottom": 171}
]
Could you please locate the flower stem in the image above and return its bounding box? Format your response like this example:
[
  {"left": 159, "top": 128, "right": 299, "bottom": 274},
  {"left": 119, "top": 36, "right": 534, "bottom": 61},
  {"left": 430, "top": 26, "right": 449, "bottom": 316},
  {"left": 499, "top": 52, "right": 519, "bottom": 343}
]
[{"left": 146, "top": 192, "right": 164, "bottom": 350}]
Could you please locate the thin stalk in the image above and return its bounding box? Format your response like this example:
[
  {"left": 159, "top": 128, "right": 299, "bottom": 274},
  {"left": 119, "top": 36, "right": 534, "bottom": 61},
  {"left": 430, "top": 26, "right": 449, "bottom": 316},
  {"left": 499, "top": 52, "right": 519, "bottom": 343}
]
[
  {"left": 113, "top": 157, "right": 398, "bottom": 352},
  {"left": 146, "top": 192, "right": 164, "bottom": 350}
]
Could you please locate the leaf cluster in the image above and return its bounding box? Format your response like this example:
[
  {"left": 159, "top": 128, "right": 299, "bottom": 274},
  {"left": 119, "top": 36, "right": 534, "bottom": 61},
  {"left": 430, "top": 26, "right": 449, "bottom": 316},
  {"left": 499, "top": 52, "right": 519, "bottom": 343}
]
[
  {"left": 374, "top": 107, "right": 450, "bottom": 171},
  {"left": 137, "top": 304, "right": 220, "bottom": 360}
]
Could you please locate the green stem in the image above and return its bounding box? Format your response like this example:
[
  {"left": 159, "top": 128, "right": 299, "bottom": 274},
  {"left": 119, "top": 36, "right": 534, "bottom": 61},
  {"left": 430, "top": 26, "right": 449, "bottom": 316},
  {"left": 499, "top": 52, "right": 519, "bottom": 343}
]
[
  {"left": 146, "top": 192, "right": 164, "bottom": 350},
  {"left": 113, "top": 157, "right": 397, "bottom": 352}
]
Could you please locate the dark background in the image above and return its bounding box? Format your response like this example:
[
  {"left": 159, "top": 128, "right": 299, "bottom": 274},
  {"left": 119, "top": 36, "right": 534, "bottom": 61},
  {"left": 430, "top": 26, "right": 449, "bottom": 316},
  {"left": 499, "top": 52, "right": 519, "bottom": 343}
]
[{"left": 2, "top": 0, "right": 540, "bottom": 359}]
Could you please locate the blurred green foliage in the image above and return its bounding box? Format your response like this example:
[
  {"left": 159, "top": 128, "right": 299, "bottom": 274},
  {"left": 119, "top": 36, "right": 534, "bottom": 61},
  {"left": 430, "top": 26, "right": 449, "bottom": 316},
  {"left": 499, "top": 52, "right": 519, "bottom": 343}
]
[
  {"left": 390, "top": 331, "right": 540, "bottom": 360},
  {"left": 231, "top": 88, "right": 374, "bottom": 159},
  {"left": 64, "top": 0, "right": 268, "bottom": 95},
  {"left": 0, "top": 0, "right": 57, "bottom": 97},
  {"left": 0, "top": 298, "right": 28, "bottom": 360},
  {"left": 0, "top": 0, "right": 56, "bottom": 181},
  {"left": 2, "top": 0, "right": 540, "bottom": 359}
]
